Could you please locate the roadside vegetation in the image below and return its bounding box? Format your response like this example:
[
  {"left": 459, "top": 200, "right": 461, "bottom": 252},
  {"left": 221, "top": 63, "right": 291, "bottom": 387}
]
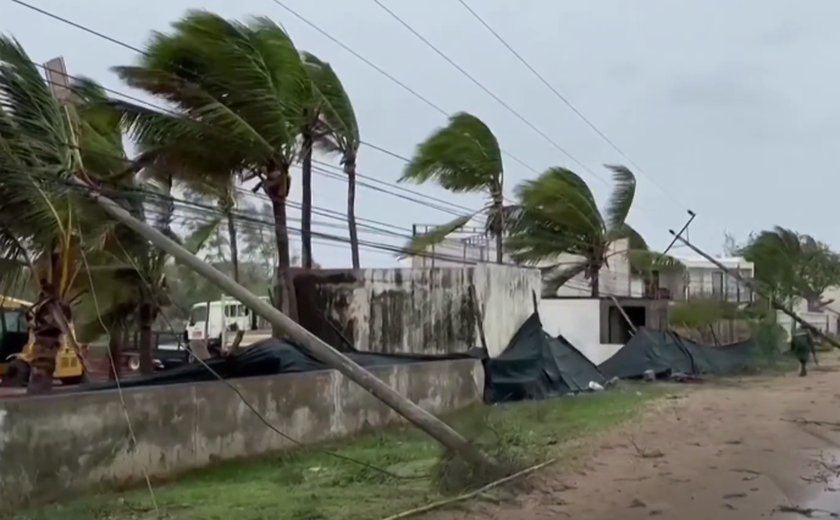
[{"left": 13, "top": 385, "right": 665, "bottom": 520}]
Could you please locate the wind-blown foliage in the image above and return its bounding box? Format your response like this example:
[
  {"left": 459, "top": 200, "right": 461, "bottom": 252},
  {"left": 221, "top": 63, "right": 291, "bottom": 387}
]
[
  {"left": 303, "top": 52, "right": 362, "bottom": 268},
  {"left": 110, "top": 10, "right": 311, "bottom": 322},
  {"left": 399, "top": 112, "right": 505, "bottom": 263},
  {"left": 739, "top": 226, "right": 840, "bottom": 308},
  {"left": 506, "top": 165, "right": 671, "bottom": 296},
  {"left": 0, "top": 36, "right": 133, "bottom": 390}
]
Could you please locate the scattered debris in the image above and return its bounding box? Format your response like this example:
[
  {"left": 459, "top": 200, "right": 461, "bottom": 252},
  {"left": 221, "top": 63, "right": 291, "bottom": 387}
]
[
  {"left": 630, "top": 499, "right": 647, "bottom": 508},
  {"left": 668, "top": 372, "right": 704, "bottom": 383},
  {"left": 642, "top": 369, "right": 656, "bottom": 382},
  {"left": 628, "top": 437, "right": 665, "bottom": 459},
  {"left": 776, "top": 504, "right": 839, "bottom": 518},
  {"left": 730, "top": 468, "right": 762, "bottom": 481}
]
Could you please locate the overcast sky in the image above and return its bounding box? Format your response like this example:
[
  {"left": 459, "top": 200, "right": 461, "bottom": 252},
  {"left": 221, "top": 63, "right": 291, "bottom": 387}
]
[{"left": 4, "top": 0, "right": 838, "bottom": 268}]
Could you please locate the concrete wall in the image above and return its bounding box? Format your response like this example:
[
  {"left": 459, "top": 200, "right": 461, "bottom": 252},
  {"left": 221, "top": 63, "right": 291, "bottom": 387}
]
[
  {"left": 296, "top": 265, "right": 540, "bottom": 358},
  {"left": 0, "top": 360, "right": 483, "bottom": 507}
]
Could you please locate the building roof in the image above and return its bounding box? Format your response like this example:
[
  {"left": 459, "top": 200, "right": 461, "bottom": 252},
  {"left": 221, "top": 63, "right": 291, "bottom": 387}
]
[{"left": 671, "top": 256, "right": 754, "bottom": 269}]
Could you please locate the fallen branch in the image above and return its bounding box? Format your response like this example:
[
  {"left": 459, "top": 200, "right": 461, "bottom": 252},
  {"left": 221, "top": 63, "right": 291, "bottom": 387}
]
[
  {"left": 378, "top": 458, "right": 558, "bottom": 520},
  {"left": 784, "top": 418, "right": 840, "bottom": 429},
  {"left": 777, "top": 504, "right": 839, "bottom": 518},
  {"left": 628, "top": 436, "right": 665, "bottom": 459}
]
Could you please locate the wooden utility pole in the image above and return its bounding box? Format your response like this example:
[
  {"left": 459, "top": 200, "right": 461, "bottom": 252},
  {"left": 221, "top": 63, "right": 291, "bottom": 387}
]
[
  {"left": 78, "top": 177, "right": 494, "bottom": 469},
  {"left": 669, "top": 230, "right": 840, "bottom": 350}
]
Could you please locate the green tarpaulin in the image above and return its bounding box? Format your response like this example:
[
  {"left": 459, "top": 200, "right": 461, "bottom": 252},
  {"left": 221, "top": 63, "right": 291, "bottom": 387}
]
[
  {"left": 598, "top": 328, "right": 759, "bottom": 380},
  {"left": 480, "top": 312, "right": 607, "bottom": 403}
]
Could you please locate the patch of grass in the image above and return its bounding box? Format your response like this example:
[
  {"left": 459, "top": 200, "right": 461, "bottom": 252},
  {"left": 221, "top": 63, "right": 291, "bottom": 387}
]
[{"left": 11, "top": 385, "right": 664, "bottom": 520}]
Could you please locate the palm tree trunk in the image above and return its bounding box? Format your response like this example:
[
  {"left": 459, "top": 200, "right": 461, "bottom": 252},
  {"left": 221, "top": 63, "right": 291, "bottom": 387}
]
[
  {"left": 589, "top": 264, "right": 600, "bottom": 298},
  {"left": 344, "top": 155, "right": 361, "bottom": 269},
  {"left": 265, "top": 165, "right": 299, "bottom": 334},
  {"left": 108, "top": 323, "right": 123, "bottom": 381},
  {"left": 138, "top": 302, "right": 155, "bottom": 375},
  {"left": 301, "top": 130, "right": 314, "bottom": 270},
  {"left": 226, "top": 210, "right": 240, "bottom": 283},
  {"left": 491, "top": 187, "right": 504, "bottom": 264},
  {"left": 26, "top": 290, "right": 65, "bottom": 394}
]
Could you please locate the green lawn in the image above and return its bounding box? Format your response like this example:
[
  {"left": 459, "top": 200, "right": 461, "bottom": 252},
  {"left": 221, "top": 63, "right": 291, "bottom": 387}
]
[{"left": 13, "top": 385, "right": 666, "bottom": 520}]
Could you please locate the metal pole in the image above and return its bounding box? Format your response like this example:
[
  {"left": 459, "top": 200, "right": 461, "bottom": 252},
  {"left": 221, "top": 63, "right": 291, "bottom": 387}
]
[
  {"left": 663, "top": 210, "right": 696, "bottom": 255},
  {"left": 668, "top": 230, "right": 840, "bottom": 350},
  {"left": 77, "top": 177, "right": 493, "bottom": 468}
]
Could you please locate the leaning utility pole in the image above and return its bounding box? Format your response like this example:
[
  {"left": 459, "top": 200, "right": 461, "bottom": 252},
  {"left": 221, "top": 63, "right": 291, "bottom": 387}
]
[
  {"left": 669, "top": 230, "right": 840, "bottom": 350},
  {"left": 77, "top": 178, "right": 494, "bottom": 469}
]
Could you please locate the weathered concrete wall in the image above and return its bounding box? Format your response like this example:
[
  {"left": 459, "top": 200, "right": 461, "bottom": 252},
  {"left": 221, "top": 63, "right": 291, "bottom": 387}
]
[
  {"left": 296, "top": 264, "right": 540, "bottom": 357},
  {"left": 0, "top": 360, "right": 483, "bottom": 507}
]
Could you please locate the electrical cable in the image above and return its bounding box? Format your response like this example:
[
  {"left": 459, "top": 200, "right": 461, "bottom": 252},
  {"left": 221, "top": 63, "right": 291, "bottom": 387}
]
[
  {"left": 454, "top": 0, "right": 687, "bottom": 211},
  {"left": 369, "top": 0, "right": 610, "bottom": 188}
]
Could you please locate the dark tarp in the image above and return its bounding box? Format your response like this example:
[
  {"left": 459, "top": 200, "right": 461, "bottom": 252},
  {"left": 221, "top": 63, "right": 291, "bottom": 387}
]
[
  {"left": 90, "top": 339, "right": 473, "bottom": 391},
  {"left": 480, "top": 312, "right": 606, "bottom": 403},
  {"left": 598, "top": 328, "right": 758, "bottom": 380}
]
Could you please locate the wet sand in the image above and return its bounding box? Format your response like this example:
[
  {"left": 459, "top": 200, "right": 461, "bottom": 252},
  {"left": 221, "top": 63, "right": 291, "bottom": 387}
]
[{"left": 432, "top": 356, "right": 840, "bottom": 519}]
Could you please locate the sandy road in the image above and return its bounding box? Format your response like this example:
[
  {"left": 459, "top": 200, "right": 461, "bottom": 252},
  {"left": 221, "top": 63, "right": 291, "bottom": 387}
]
[{"left": 434, "top": 357, "right": 840, "bottom": 520}]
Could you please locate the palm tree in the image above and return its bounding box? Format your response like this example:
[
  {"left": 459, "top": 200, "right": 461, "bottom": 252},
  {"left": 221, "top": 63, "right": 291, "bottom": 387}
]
[
  {"left": 399, "top": 112, "right": 504, "bottom": 263},
  {"left": 302, "top": 52, "right": 362, "bottom": 268},
  {"left": 0, "top": 37, "right": 127, "bottom": 392},
  {"left": 740, "top": 226, "right": 840, "bottom": 309},
  {"left": 111, "top": 10, "right": 310, "bottom": 323},
  {"left": 80, "top": 177, "right": 218, "bottom": 374},
  {"left": 506, "top": 165, "right": 656, "bottom": 297}
]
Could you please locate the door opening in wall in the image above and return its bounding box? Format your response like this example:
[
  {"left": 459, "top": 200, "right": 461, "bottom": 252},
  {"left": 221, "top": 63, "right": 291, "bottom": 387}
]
[{"left": 606, "top": 305, "right": 646, "bottom": 344}]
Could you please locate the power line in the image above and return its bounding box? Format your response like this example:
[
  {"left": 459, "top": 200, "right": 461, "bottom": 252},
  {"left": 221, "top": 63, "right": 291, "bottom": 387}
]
[
  {"left": 369, "top": 0, "right": 610, "bottom": 188},
  {"left": 11, "top": 1, "right": 685, "bottom": 256},
  {"left": 9, "top": 0, "right": 490, "bottom": 219},
  {"left": 454, "top": 0, "right": 687, "bottom": 211},
  {"left": 264, "top": 0, "right": 540, "bottom": 175}
]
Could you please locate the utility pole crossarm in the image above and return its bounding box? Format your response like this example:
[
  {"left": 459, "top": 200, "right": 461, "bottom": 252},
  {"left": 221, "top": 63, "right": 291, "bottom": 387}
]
[{"left": 668, "top": 230, "right": 840, "bottom": 350}]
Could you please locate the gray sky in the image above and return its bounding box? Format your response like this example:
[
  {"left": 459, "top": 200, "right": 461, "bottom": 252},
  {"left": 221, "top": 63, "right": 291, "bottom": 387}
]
[{"left": 4, "top": 0, "right": 839, "bottom": 268}]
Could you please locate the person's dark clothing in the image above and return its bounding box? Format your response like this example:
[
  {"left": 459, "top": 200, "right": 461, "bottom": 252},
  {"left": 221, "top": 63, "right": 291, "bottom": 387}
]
[{"left": 791, "top": 327, "right": 816, "bottom": 377}]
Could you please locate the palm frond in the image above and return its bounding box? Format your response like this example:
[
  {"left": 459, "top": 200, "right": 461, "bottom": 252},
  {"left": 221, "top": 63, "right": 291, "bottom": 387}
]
[
  {"left": 399, "top": 214, "right": 474, "bottom": 258},
  {"left": 541, "top": 262, "right": 588, "bottom": 297},
  {"left": 401, "top": 112, "right": 502, "bottom": 193},
  {"left": 603, "top": 164, "right": 636, "bottom": 232},
  {"left": 302, "top": 51, "right": 359, "bottom": 155}
]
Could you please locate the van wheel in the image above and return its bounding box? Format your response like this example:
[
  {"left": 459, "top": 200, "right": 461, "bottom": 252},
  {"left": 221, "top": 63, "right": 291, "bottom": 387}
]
[{"left": 2, "top": 359, "right": 30, "bottom": 387}]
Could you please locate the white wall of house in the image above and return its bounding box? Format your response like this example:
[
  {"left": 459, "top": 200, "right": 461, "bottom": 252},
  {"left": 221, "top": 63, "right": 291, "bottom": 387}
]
[
  {"left": 553, "top": 239, "right": 642, "bottom": 298},
  {"left": 538, "top": 298, "right": 623, "bottom": 365},
  {"left": 777, "top": 297, "right": 839, "bottom": 340},
  {"left": 667, "top": 256, "right": 755, "bottom": 303}
]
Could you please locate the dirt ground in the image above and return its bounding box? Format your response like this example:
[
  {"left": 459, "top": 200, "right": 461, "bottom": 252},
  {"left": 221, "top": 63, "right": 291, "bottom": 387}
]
[{"left": 434, "top": 358, "right": 840, "bottom": 520}]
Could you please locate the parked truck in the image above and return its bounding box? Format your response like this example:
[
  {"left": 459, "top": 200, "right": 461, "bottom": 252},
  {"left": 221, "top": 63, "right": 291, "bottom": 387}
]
[{"left": 185, "top": 295, "right": 272, "bottom": 357}]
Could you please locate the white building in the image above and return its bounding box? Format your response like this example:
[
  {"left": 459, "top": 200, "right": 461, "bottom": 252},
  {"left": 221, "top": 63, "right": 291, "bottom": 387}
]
[{"left": 664, "top": 256, "right": 755, "bottom": 304}]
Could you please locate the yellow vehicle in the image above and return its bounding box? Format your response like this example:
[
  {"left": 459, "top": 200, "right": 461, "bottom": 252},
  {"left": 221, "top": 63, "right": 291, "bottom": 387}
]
[{"left": 0, "top": 296, "right": 86, "bottom": 386}]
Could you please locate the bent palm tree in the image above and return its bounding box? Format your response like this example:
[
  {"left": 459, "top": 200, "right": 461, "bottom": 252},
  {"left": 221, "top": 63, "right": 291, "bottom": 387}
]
[
  {"left": 507, "top": 165, "right": 662, "bottom": 297},
  {"left": 112, "top": 10, "right": 310, "bottom": 323},
  {"left": 399, "top": 112, "right": 504, "bottom": 263},
  {"left": 0, "top": 38, "right": 125, "bottom": 392},
  {"left": 302, "top": 52, "right": 362, "bottom": 268}
]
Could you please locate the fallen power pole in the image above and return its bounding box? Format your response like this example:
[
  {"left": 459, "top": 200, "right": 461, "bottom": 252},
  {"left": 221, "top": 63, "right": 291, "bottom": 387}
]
[
  {"left": 79, "top": 178, "right": 495, "bottom": 470},
  {"left": 668, "top": 230, "right": 840, "bottom": 350}
]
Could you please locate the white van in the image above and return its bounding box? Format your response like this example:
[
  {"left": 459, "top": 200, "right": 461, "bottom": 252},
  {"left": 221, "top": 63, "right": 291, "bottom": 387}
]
[{"left": 185, "top": 296, "right": 272, "bottom": 350}]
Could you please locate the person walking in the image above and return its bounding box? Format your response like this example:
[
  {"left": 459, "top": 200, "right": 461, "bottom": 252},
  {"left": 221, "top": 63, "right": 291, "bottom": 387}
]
[{"left": 790, "top": 325, "right": 817, "bottom": 377}]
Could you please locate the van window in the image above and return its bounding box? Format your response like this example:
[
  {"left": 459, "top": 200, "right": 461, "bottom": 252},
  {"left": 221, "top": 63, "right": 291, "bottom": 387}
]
[
  {"left": 190, "top": 306, "right": 208, "bottom": 324},
  {"left": 225, "top": 304, "right": 238, "bottom": 318},
  {"left": 3, "top": 311, "right": 26, "bottom": 333}
]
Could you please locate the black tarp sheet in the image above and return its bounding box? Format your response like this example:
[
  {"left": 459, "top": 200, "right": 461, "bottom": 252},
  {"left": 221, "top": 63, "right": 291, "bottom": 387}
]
[
  {"left": 598, "top": 328, "right": 759, "bottom": 380},
  {"left": 479, "top": 312, "right": 606, "bottom": 403},
  {"left": 91, "top": 339, "right": 473, "bottom": 391}
]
